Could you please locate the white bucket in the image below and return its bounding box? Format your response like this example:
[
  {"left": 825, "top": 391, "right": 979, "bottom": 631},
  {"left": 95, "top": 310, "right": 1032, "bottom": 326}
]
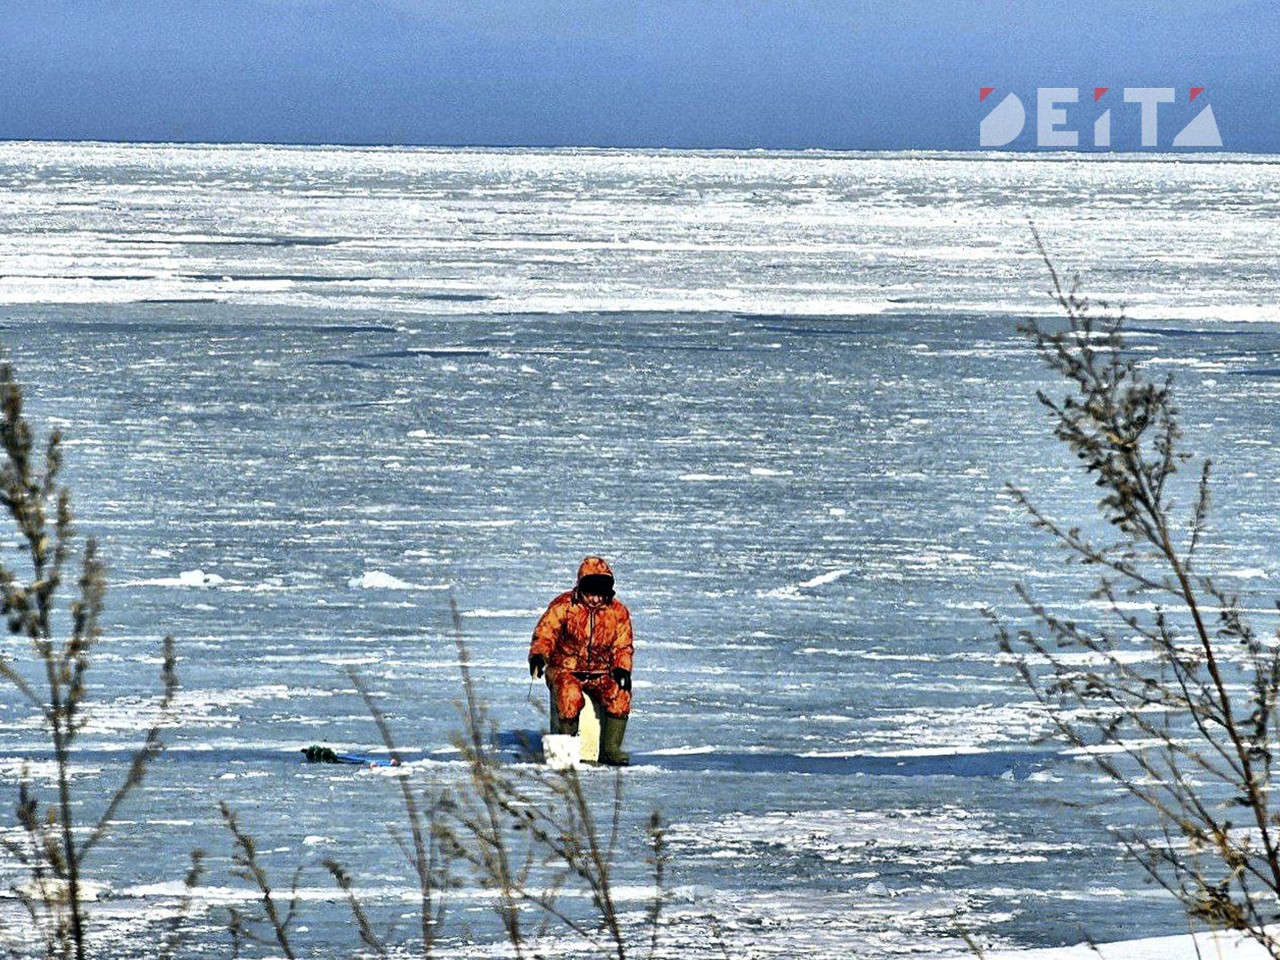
[
  {"left": 542, "top": 734, "right": 581, "bottom": 770},
  {"left": 548, "top": 691, "right": 600, "bottom": 763},
  {"left": 578, "top": 696, "right": 600, "bottom": 764}
]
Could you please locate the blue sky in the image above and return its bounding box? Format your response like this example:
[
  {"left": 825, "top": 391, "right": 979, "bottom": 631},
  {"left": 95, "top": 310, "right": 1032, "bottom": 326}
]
[{"left": 1, "top": 0, "right": 1276, "bottom": 150}]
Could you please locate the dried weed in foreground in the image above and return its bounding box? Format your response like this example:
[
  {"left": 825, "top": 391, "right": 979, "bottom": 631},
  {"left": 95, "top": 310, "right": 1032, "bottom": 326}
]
[
  {"left": 0, "top": 360, "right": 180, "bottom": 960},
  {"left": 996, "top": 229, "right": 1280, "bottom": 957}
]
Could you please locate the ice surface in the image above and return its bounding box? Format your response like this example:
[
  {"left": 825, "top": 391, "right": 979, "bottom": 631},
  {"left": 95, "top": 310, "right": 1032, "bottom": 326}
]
[
  {"left": 982, "top": 929, "right": 1274, "bottom": 959},
  {"left": 0, "top": 143, "right": 1277, "bottom": 957}
]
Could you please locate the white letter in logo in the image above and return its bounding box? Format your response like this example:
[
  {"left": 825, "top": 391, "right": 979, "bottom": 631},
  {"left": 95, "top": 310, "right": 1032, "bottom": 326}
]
[
  {"left": 1173, "top": 105, "right": 1222, "bottom": 148},
  {"left": 1124, "top": 88, "right": 1176, "bottom": 146},
  {"left": 1037, "top": 88, "right": 1078, "bottom": 147},
  {"left": 980, "top": 93, "right": 1025, "bottom": 147},
  {"left": 1094, "top": 110, "right": 1111, "bottom": 147}
]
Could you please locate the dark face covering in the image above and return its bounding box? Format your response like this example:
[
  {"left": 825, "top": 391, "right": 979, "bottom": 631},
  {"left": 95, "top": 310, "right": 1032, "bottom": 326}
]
[{"left": 578, "top": 574, "right": 614, "bottom": 603}]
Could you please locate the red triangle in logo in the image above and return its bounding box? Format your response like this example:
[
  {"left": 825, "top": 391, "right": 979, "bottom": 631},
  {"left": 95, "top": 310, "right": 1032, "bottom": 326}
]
[
  {"left": 980, "top": 87, "right": 995, "bottom": 102},
  {"left": 1093, "top": 87, "right": 1108, "bottom": 102},
  {"left": 1190, "top": 87, "right": 1205, "bottom": 101}
]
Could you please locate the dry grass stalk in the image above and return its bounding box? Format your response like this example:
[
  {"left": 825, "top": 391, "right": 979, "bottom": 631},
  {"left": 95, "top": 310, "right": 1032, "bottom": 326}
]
[
  {"left": 345, "top": 666, "right": 450, "bottom": 956},
  {"left": 0, "top": 361, "right": 178, "bottom": 960},
  {"left": 156, "top": 850, "right": 208, "bottom": 960},
  {"left": 219, "top": 801, "right": 302, "bottom": 960},
  {"left": 995, "top": 229, "right": 1280, "bottom": 955}
]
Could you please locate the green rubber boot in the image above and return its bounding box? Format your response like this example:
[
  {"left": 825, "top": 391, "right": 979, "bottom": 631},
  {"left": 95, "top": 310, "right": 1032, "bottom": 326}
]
[
  {"left": 599, "top": 714, "right": 630, "bottom": 767},
  {"left": 550, "top": 693, "right": 579, "bottom": 737}
]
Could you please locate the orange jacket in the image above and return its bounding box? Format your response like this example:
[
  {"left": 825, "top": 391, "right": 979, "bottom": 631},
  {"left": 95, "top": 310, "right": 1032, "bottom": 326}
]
[{"left": 530, "top": 557, "right": 634, "bottom": 675}]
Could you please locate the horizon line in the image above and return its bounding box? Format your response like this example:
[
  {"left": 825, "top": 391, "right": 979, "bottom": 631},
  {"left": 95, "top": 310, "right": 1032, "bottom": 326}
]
[{"left": 0, "top": 136, "right": 1270, "bottom": 161}]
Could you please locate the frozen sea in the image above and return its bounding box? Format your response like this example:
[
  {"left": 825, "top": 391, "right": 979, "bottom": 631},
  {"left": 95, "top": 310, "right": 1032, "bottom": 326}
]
[{"left": 1, "top": 142, "right": 1280, "bottom": 957}]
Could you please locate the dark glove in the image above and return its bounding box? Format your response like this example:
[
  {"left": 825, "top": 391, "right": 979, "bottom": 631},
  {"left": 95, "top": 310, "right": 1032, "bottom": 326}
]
[
  {"left": 611, "top": 667, "right": 632, "bottom": 693},
  {"left": 529, "top": 654, "right": 547, "bottom": 679}
]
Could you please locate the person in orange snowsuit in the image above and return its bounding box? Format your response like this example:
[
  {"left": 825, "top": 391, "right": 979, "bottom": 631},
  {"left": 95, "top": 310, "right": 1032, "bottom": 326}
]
[{"left": 528, "top": 556, "right": 634, "bottom": 766}]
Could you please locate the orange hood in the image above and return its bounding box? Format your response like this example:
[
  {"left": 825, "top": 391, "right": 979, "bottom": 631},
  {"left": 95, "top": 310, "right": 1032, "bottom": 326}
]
[
  {"left": 575, "top": 556, "right": 616, "bottom": 600},
  {"left": 577, "top": 555, "right": 614, "bottom": 583}
]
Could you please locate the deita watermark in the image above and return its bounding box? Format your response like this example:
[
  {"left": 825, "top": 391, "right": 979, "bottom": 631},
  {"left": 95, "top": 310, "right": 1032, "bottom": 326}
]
[{"left": 979, "top": 87, "right": 1222, "bottom": 148}]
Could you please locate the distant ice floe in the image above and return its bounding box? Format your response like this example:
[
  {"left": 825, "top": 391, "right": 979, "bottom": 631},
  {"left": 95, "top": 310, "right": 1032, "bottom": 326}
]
[
  {"left": 119, "top": 568, "right": 226, "bottom": 588},
  {"left": 3, "top": 144, "right": 1280, "bottom": 345},
  {"left": 14, "top": 879, "right": 111, "bottom": 904},
  {"left": 0, "top": 756, "right": 101, "bottom": 784},
  {"left": 347, "top": 570, "right": 449, "bottom": 591},
  {"left": 762, "top": 567, "right": 853, "bottom": 599},
  {"left": 679, "top": 467, "right": 795, "bottom": 481},
  {"left": 1224, "top": 567, "right": 1269, "bottom": 580},
  {"left": 796, "top": 568, "right": 852, "bottom": 588}
]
